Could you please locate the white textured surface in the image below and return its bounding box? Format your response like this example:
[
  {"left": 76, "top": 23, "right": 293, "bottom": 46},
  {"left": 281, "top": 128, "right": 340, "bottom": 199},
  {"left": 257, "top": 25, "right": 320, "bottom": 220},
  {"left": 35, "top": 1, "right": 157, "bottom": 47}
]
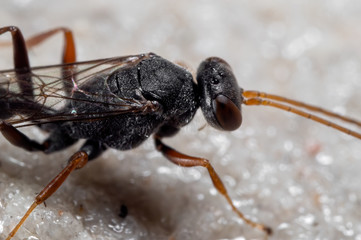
[{"left": 1, "top": 1, "right": 361, "bottom": 240}]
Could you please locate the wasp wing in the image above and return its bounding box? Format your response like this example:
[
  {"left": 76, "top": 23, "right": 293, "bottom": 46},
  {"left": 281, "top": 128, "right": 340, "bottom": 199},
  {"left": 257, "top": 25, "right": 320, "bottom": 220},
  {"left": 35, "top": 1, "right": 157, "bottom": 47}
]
[{"left": 0, "top": 54, "right": 158, "bottom": 128}]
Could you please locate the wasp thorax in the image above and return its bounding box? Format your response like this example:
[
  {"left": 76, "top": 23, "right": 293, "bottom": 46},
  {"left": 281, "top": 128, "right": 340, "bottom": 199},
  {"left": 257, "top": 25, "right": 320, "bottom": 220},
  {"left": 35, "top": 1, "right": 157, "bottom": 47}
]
[{"left": 196, "top": 57, "right": 243, "bottom": 131}]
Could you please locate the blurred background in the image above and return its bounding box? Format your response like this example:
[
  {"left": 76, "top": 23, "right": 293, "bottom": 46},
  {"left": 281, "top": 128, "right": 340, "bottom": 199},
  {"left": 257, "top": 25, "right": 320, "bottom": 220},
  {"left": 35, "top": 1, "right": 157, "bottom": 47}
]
[{"left": 1, "top": 1, "right": 361, "bottom": 239}]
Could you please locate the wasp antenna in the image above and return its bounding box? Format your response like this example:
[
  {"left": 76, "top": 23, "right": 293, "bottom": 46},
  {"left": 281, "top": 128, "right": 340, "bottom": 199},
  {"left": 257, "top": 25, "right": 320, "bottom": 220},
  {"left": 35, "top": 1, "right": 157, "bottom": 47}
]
[
  {"left": 243, "top": 90, "right": 361, "bottom": 128},
  {"left": 243, "top": 96, "right": 361, "bottom": 140}
]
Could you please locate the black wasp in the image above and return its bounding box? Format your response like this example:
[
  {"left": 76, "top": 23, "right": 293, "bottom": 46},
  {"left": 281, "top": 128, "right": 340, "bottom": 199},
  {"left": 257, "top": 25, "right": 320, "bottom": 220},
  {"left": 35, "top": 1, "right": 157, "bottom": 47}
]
[{"left": 1, "top": 26, "right": 361, "bottom": 239}]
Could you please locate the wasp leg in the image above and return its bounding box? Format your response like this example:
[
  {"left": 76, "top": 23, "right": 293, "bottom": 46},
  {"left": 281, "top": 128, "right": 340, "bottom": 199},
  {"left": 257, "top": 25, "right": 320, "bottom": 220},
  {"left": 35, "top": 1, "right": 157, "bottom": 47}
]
[
  {"left": 0, "top": 26, "right": 32, "bottom": 97},
  {"left": 0, "top": 121, "right": 78, "bottom": 153},
  {"left": 79, "top": 139, "right": 107, "bottom": 161},
  {"left": 5, "top": 138, "right": 105, "bottom": 240},
  {"left": 0, "top": 120, "right": 107, "bottom": 157},
  {"left": 41, "top": 127, "right": 77, "bottom": 153},
  {"left": 23, "top": 27, "right": 77, "bottom": 96},
  {"left": 0, "top": 121, "right": 45, "bottom": 151},
  {"left": 5, "top": 151, "right": 89, "bottom": 240},
  {"left": 0, "top": 26, "right": 77, "bottom": 98},
  {"left": 25, "top": 27, "right": 76, "bottom": 65},
  {"left": 154, "top": 135, "right": 272, "bottom": 236}
]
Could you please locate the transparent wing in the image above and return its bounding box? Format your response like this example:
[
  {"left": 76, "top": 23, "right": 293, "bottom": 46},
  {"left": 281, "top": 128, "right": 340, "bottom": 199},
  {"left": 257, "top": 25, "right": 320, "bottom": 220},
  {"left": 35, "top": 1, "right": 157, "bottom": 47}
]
[{"left": 0, "top": 53, "right": 158, "bottom": 128}]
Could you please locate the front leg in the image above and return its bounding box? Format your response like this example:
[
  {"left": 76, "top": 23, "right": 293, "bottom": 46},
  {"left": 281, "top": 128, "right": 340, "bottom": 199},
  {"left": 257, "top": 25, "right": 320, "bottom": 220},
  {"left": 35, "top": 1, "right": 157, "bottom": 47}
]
[{"left": 154, "top": 134, "right": 272, "bottom": 235}]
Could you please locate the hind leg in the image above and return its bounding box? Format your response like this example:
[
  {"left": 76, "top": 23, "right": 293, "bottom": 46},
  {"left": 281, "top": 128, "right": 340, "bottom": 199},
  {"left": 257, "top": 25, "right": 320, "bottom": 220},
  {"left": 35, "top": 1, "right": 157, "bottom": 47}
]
[{"left": 0, "top": 26, "right": 77, "bottom": 99}]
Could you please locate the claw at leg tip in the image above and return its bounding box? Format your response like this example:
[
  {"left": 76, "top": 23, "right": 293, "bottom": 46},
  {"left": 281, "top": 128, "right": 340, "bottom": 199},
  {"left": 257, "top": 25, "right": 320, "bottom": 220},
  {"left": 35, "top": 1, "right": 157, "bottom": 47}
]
[{"left": 263, "top": 226, "right": 272, "bottom": 235}]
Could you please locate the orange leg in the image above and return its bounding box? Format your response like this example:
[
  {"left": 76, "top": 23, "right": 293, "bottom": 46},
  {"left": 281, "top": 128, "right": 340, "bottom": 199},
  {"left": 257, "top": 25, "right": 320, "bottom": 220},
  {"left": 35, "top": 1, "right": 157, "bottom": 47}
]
[
  {"left": 5, "top": 151, "right": 88, "bottom": 240},
  {"left": 154, "top": 136, "right": 272, "bottom": 235},
  {"left": 25, "top": 27, "right": 76, "bottom": 64},
  {"left": 0, "top": 26, "right": 32, "bottom": 96},
  {"left": 22, "top": 27, "right": 77, "bottom": 96},
  {"left": 0, "top": 26, "right": 77, "bottom": 97}
]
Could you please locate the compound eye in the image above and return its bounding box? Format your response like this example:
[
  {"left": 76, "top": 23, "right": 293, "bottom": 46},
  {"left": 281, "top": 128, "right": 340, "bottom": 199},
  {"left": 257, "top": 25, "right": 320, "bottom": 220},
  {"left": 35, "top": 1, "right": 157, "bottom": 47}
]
[
  {"left": 213, "top": 95, "right": 242, "bottom": 131},
  {"left": 197, "top": 57, "right": 243, "bottom": 131}
]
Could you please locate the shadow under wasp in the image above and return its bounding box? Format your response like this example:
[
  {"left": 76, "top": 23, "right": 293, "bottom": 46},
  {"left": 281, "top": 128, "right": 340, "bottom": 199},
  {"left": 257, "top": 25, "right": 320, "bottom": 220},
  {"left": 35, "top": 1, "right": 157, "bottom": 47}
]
[{"left": 0, "top": 26, "right": 361, "bottom": 239}]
